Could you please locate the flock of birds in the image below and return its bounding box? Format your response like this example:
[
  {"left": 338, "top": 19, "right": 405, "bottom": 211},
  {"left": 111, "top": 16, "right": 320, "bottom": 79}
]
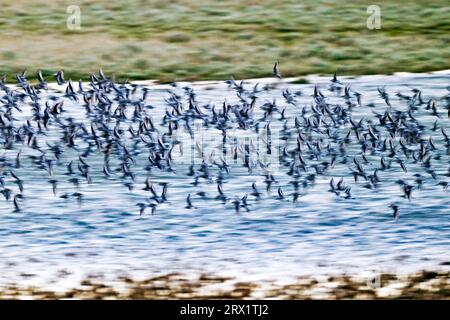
[{"left": 0, "top": 63, "right": 449, "bottom": 221}]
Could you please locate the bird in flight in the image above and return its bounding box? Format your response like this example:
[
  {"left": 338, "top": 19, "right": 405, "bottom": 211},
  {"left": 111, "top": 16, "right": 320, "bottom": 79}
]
[{"left": 273, "top": 61, "right": 282, "bottom": 79}]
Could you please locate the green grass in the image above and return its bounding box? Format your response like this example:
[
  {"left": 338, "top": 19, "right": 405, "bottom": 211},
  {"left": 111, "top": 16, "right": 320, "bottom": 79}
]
[{"left": 0, "top": 0, "right": 449, "bottom": 82}]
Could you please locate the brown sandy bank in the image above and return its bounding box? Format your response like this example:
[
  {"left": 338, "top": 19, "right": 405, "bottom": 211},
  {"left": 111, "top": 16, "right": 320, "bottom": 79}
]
[{"left": 1, "top": 270, "right": 448, "bottom": 299}]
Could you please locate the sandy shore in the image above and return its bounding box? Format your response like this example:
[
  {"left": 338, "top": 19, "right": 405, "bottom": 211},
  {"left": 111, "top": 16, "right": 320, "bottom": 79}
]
[{"left": 1, "top": 270, "right": 448, "bottom": 299}]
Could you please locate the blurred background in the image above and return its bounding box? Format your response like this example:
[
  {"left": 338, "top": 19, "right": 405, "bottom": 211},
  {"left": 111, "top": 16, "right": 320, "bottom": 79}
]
[
  {"left": 0, "top": 0, "right": 449, "bottom": 299},
  {"left": 0, "top": 0, "right": 449, "bottom": 82}
]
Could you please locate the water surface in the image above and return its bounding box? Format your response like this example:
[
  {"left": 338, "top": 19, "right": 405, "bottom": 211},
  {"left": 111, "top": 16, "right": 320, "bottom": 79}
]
[{"left": 0, "top": 71, "right": 449, "bottom": 289}]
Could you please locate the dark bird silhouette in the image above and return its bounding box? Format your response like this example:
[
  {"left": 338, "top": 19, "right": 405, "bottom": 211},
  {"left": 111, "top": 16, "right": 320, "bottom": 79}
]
[
  {"left": 272, "top": 61, "right": 282, "bottom": 79},
  {"left": 390, "top": 204, "right": 399, "bottom": 221}
]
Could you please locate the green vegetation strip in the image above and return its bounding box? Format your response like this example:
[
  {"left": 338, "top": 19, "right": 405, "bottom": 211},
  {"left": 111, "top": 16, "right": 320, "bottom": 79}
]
[{"left": 0, "top": 0, "right": 449, "bottom": 82}]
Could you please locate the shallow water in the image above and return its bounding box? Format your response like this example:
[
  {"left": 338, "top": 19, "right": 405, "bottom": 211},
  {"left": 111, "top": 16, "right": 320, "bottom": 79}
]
[{"left": 0, "top": 71, "right": 449, "bottom": 290}]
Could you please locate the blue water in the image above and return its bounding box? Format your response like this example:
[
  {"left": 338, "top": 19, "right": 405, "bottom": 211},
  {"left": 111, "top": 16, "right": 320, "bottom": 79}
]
[{"left": 0, "top": 71, "right": 449, "bottom": 288}]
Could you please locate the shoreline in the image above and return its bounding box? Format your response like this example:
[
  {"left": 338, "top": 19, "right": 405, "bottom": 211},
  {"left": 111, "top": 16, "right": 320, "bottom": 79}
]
[
  {"left": 1, "top": 269, "right": 448, "bottom": 299},
  {"left": 12, "top": 68, "right": 450, "bottom": 86},
  {"left": 5, "top": 68, "right": 450, "bottom": 93}
]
